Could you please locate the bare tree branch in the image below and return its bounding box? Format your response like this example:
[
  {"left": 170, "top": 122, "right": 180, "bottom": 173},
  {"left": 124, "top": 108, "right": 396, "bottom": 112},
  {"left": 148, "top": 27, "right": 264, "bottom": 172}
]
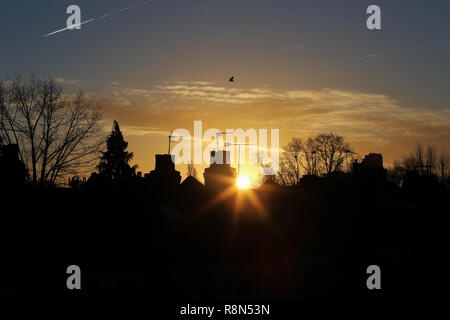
[{"left": 0, "top": 75, "right": 103, "bottom": 186}]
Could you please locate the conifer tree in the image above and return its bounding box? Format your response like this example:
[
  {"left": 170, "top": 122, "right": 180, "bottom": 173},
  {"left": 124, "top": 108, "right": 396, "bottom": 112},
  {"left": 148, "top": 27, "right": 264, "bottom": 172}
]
[{"left": 96, "top": 121, "right": 135, "bottom": 181}]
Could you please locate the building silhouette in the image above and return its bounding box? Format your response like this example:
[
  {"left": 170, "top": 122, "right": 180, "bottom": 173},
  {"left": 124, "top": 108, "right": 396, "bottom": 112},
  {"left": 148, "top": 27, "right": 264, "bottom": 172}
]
[
  {"left": 352, "top": 153, "right": 387, "bottom": 183},
  {"left": 180, "top": 175, "right": 205, "bottom": 193},
  {"left": 1, "top": 143, "right": 447, "bottom": 300},
  {"left": 0, "top": 144, "right": 27, "bottom": 188},
  {"left": 145, "top": 154, "right": 181, "bottom": 202},
  {"left": 203, "top": 150, "right": 237, "bottom": 193},
  {"left": 179, "top": 175, "right": 207, "bottom": 211}
]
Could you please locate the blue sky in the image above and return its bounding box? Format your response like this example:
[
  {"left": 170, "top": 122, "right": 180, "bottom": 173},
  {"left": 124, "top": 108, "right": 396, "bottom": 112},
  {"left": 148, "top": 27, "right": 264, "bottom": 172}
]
[
  {"left": 1, "top": 0, "right": 449, "bottom": 174},
  {"left": 1, "top": 0, "right": 449, "bottom": 108}
]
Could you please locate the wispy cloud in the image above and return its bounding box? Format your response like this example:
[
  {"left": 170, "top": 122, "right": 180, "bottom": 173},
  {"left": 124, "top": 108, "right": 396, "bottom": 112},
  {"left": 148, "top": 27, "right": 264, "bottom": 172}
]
[
  {"left": 55, "top": 77, "right": 82, "bottom": 86},
  {"left": 353, "top": 54, "right": 378, "bottom": 61},
  {"left": 102, "top": 82, "right": 450, "bottom": 141},
  {"left": 97, "top": 80, "right": 450, "bottom": 165}
]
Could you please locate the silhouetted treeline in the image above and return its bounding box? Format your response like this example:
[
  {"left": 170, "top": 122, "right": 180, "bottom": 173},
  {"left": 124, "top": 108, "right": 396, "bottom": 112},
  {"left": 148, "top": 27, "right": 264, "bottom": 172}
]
[
  {"left": 389, "top": 143, "right": 450, "bottom": 188},
  {"left": 0, "top": 124, "right": 449, "bottom": 300}
]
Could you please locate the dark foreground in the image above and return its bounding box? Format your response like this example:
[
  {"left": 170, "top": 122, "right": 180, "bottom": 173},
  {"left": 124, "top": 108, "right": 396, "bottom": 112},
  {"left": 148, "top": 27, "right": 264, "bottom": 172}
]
[{"left": 1, "top": 174, "right": 449, "bottom": 303}]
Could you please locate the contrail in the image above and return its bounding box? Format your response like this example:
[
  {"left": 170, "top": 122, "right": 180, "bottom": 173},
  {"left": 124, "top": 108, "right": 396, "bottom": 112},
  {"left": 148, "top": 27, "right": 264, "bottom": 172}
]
[
  {"left": 118, "top": 6, "right": 135, "bottom": 13},
  {"left": 43, "top": 0, "right": 153, "bottom": 38},
  {"left": 43, "top": 19, "right": 95, "bottom": 37},
  {"left": 112, "top": 0, "right": 153, "bottom": 15}
]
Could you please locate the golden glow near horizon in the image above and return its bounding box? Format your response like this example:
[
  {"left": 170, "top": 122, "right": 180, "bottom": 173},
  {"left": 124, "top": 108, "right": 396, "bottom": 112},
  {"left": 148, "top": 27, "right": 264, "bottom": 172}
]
[{"left": 237, "top": 175, "right": 251, "bottom": 189}]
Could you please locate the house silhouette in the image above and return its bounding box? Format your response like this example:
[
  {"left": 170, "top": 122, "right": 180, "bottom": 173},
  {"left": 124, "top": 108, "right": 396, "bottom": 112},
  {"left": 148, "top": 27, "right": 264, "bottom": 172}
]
[
  {"left": 145, "top": 154, "right": 181, "bottom": 203},
  {"left": 0, "top": 144, "right": 27, "bottom": 188},
  {"left": 203, "top": 150, "right": 237, "bottom": 194}
]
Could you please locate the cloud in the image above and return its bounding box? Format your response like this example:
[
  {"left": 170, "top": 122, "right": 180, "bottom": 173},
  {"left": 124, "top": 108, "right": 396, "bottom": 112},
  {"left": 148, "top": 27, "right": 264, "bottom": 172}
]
[
  {"left": 354, "top": 54, "right": 378, "bottom": 61},
  {"left": 98, "top": 80, "right": 450, "bottom": 166},
  {"left": 55, "top": 78, "right": 82, "bottom": 86}
]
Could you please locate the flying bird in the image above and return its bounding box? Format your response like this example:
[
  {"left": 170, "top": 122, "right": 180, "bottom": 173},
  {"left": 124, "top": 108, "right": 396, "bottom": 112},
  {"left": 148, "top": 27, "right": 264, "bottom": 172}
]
[{"left": 229, "top": 76, "right": 234, "bottom": 82}]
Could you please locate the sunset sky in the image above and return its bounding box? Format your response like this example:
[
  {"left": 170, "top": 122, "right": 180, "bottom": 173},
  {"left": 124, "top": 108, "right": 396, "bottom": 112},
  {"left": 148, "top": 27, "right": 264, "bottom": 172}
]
[{"left": 1, "top": 0, "right": 449, "bottom": 183}]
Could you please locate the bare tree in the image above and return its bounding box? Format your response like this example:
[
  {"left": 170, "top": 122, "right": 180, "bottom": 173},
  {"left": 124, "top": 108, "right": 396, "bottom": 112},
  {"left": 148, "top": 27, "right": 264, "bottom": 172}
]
[
  {"left": 314, "top": 133, "right": 352, "bottom": 175},
  {"left": 388, "top": 160, "right": 407, "bottom": 187},
  {"left": 277, "top": 137, "right": 303, "bottom": 186},
  {"left": 0, "top": 75, "right": 103, "bottom": 186},
  {"left": 402, "top": 154, "right": 417, "bottom": 171},
  {"left": 395, "top": 143, "right": 450, "bottom": 185},
  {"left": 415, "top": 143, "right": 425, "bottom": 169},
  {"left": 275, "top": 133, "right": 354, "bottom": 185},
  {"left": 438, "top": 150, "right": 449, "bottom": 184},
  {"left": 425, "top": 145, "right": 436, "bottom": 175},
  {"left": 402, "top": 143, "right": 436, "bottom": 176},
  {"left": 299, "top": 137, "right": 318, "bottom": 175}
]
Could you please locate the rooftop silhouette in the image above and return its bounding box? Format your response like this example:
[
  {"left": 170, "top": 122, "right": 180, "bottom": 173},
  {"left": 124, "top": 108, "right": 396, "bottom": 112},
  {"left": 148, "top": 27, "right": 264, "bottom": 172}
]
[{"left": 0, "top": 139, "right": 448, "bottom": 300}]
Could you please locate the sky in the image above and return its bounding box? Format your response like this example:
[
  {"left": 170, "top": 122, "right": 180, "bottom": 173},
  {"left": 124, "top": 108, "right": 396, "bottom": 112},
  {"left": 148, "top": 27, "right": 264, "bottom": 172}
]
[{"left": 1, "top": 0, "right": 449, "bottom": 183}]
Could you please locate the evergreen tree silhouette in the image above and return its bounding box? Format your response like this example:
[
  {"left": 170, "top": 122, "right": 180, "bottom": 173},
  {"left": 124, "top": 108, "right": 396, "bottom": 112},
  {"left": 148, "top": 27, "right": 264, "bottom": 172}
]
[{"left": 96, "top": 121, "right": 136, "bottom": 181}]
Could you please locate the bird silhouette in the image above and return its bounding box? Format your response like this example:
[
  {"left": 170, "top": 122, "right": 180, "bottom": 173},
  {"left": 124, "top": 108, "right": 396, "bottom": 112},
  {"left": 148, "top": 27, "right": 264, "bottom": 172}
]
[{"left": 229, "top": 76, "right": 234, "bottom": 82}]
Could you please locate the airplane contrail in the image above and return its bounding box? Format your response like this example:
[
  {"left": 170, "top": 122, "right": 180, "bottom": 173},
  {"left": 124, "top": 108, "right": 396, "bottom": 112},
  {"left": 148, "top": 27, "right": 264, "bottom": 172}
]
[
  {"left": 118, "top": 6, "right": 135, "bottom": 13},
  {"left": 43, "top": 19, "right": 95, "bottom": 37},
  {"left": 43, "top": 0, "right": 152, "bottom": 38}
]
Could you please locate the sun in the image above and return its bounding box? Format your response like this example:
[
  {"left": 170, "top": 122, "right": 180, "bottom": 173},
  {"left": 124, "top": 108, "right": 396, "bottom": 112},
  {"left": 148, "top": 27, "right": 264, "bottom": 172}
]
[{"left": 237, "top": 175, "right": 250, "bottom": 189}]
